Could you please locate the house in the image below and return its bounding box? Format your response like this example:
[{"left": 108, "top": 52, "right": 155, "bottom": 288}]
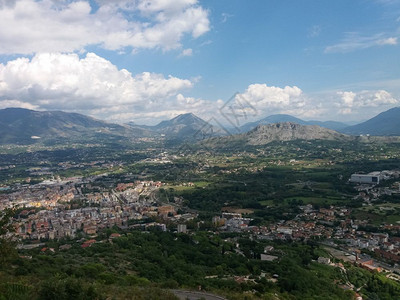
[
  {"left": 81, "top": 239, "right": 96, "bottom": 248},
  {"left": 317, "top": 257, "right": 331, "bottom": 265},
  {"left": 109, "top": 233, "right": 121, "bottom": 239}
]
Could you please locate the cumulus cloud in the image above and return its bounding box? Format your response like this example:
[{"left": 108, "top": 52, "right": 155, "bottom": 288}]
[
  {"left": 218, "top": 85, "right": 400, "bottom": 125},
  {"left": 215, "top": 84, "right": 306, "bottom": 127},
  {"left": 0, "top": 52, "right": 193, "bottom": 116},
  {"left": 336, "top": 90, "right": 398, "bottom": 115},
  {"left": 325, "top": 32, "right": 398, "bottom": 53},
  {"left": 1, "top": 52, "right": 398, "bottom": 125},
  {"left": 235, "top": 84, "right": 305, "bottom": 117},
  {"left": 337, "top": 90, "right": 398, "bottom": 108},
  {"left": 0, "top": 51, "right": 226, "bottom": 124},
  {"left": 0, "top": 0, "right": 210, "bottom": 54}
]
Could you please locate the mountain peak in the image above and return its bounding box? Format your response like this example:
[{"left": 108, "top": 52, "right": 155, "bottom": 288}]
[
  {"left": 155, "top": 113, "right": 205, "bottom": 128},
  {"left": 170, "top": 113, "right": 202, "bottom": 123},
  {"left": 152, "top": 112, "right": 226, "bottom": 140}
]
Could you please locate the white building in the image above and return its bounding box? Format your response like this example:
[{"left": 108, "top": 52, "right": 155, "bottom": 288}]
[
  {"left": 177, "top": 224, "right": 187, "bottom": 233},
  {"left": 350, "top": 172, "right": 381, "bottom": 184}
]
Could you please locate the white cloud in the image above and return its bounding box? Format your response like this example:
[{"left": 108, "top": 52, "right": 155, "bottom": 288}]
[
  {"left": 220, "top": 85, "right": 399, "bottom": 124},
  {"left": 0, "top": 99, "right": 38, "bottom": 110},
  {"left": 339, "top": 91, "right": 356, "bottom": 108},
  {"left": 238, "top": 84, "right": 304, "bottom": 110},
  {"left": 0, "top": 51, "right": 224, "bottom": 124},
  {"left": 214, "top": 84, "right": 306, "bottom": 127},
  {"left": 132, "top": 87, "right": 399, "bottom": 125},
  {"left": 0, "top": 0, "right": 210, "bottom": 54},
  {"left": 325, "top": 32, "right": 398, "bottom": 53},
  {"left": 377, "top": 37, "right": 398, "bottom": 45},
  {"left": 0, "top": 52, "right": 193, "bottom": 115},
  {"left": 337, "top": 90, "right": 398, "bottom": 115},
  {"left": 137, "top": 0, "right": 198, "bottom": 14},
  {"left": 1, "top": 53, "right": 398, "bottom": 125},
  {"left": 180, "top": 48, "right": 193, "bottom": 56}
]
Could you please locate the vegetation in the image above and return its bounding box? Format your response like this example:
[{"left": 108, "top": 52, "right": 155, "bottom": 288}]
[
  {"left": 2, "top": 138, "right": 400, "bottom": 299},
  {"left": 0, "top": 230, "right": 363, "bottom": 299},
  {"left": 0, "top": 208, "right": 17, "bottom": 266}
]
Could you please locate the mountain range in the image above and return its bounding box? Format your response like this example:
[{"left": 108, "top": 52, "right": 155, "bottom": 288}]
[
  {"left": 0, "top": 106, "right": 400, "bottom": 145},
  {"left": 0, "top": 108, "right": 143, "bottom": 144}
]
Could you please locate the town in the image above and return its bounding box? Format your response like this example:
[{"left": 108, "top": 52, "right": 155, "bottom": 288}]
[{"left": 2, "top": 140, "right": 400, "bottom": 299}]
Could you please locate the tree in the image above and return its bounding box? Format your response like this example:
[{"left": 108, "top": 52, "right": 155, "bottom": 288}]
[
  {"left": 0, "top": 208, "right": 17, "bottom": 266},
  {"left": 0, "top": 208, "right": 14, "bottom": 236}
]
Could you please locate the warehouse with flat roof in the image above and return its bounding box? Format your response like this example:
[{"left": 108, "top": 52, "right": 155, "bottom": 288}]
[{"left": 350, "top": 172, "right": 381, "bottom": 184}]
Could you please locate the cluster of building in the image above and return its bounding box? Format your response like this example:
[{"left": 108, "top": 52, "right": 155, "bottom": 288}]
[
  {"left": 2, "top": 176, "right": 196, "bottom": 241},
  {"left": 212, "top": 202, "right": 400, "bottom": 268},
  {"left": 0, "top": 182, "right": 76, "bottom": 210},
  {"left": 213, "top": 206, "right": 339, "bottom": 240}
]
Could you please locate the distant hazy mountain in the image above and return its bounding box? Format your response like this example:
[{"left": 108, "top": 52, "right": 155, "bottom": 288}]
[
  {"left": 124, "top": 121, "right": 158, "bottom": 136},
  {"left": 204, "top": 122, "right": 350, "bottom": 149},
  {"left": 306, "top": 120, "right": 349, "bottom": 131},
  {"left": 240, "top": 114, "right": 348, "bottom": 132},
  {"left": 152, "top": 113, "right": 224, "bottom": 140},
  {"left": 341, "top": 107, "right": 400, "bottom": 136},
  {"left": 0, "top": 108, "right": 142, "bottom": 144}
]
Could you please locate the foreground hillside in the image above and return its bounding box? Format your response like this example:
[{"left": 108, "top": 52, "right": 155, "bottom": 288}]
[{"left": 0, "top": 229, "right": 364, "bottom": 300}]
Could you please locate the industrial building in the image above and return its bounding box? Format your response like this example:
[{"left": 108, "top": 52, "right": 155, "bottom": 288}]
[{"left": 350, "top": 172, "right": 381, "bottom": 184}]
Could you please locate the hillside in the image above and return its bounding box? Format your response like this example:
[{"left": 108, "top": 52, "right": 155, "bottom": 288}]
[
  {"left": 0, "top": 109, "right": 224, "bottom": 145},
  {"left": 204, "top": 122, "right": 350, "bottom": 149},
  {"left": 342, "top": 107, "right": 400, "bottom": 136},
  {"left": 240, "top": 114, "right": 348, "bottom": 132},
  {"left": 246, "top": 122, "right": 348, "bottom": 145},
  {"left": 153, "top": 113, "right": 225, "bottom": 141},
  {"left": 0, "top": 108, "right": 142, "bottom": 144}
]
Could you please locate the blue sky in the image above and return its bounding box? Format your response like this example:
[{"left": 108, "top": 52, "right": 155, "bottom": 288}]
[{"left": 0, "top": 0, "right": 399, "bottom": 125}]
